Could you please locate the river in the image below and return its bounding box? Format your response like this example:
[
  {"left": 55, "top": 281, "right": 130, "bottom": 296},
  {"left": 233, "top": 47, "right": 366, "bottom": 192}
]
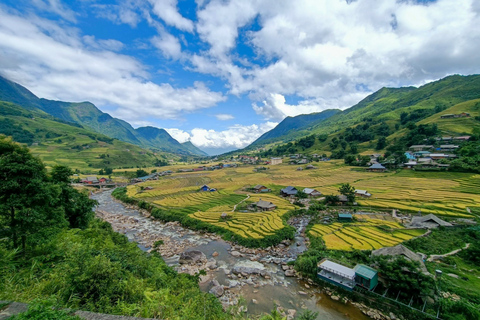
[{"left": 92, "top": 190, "right": 369, "bottom": 320}]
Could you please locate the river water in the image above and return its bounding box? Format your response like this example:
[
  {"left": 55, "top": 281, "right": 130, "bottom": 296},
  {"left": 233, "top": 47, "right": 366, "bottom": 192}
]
[{"left": 92, "top": 190, "right": 369, "bottom": 320}]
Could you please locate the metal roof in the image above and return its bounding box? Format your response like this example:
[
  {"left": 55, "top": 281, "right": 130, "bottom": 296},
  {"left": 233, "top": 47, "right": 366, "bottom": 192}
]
[
  {"left": 338, "top": 213, "right": 352, "bottom": 218},
  {"left": 318, "top": 260, "right": 355, "bottom": 279},
  {"left": 354, "top": 265, "right": 377, "bottom": 280},
  {"left": 368, "top": 163, "right": 385, "bottom": 169}
]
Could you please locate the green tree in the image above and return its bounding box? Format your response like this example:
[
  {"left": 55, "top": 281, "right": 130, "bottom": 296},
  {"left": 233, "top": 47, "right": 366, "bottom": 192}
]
[
  {"left": 376, "top": 137, "right": 387, "bottom": 150},
  {"left": 51, "top": 166, "right": 97, "bottom": 229},
  {"left": 136, "top": 169, "right": 148, "bottom": 178},
  {"left": 338, "top": 183, "right": 355, "bottom": 203},
  {"left": 0, "top": 136, "right": 66, "bottom": 251}
]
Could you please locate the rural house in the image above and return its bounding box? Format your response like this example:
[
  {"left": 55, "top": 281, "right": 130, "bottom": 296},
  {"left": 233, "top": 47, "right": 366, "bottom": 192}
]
[
  {"left": 281, "top": 186, "right": 298, "bottom": 197},
  {"left": 366, "top": 163, "right": 386, "bottom": 172},
  {"left": 200, "top": 185, "right": 216, "bottom": 192},
  {"left": 305, "top": 164, "right": 317, "bottom": 170},
  {"left": 409, "top": 214, "right": 453, "bottom": 229},
  {"left": 303, "top": 188, "right": 322, "bottom": 197},
  {"left": 253, "top": 185, "right": 271, "bottom": 193},
  {"left": 317, "top": 259, "right": 378, "bottom": 292},
  {"left": 82, "top": 176, "right": 98, "bottom": 184},
  {"left": 372, "top": 244, "right": 429, "bottom": 274},
  {"left": 251, "top": 199, "right": 276, "bottom": 211},
  {"left": 270, "top": 157, "right": 283, "bottom": 165},
  {"left": 354, "top": 190, "right": 372, "bottom": 198},
  {"left": 338, "top": 213, "right": 353, "bottom": 222},
  {"left": 409, "top": 145, "right": 433, "bottom": 151}
]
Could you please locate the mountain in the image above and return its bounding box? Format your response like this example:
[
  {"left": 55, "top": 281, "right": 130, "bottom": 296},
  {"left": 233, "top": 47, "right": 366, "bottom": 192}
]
[
  {"left": 181, "top": 141, "right": 209, "bottom": 156},
  {"left": 249, "top": 109, "right": 340, "bottom": 147},
  {"left": 240, "top": 74, "right": 480, "bottom": 155},
  {"left": 0, "top": 101, "right": 172, "bottom": 170},
  {"left": 0, "top": 76, "right": 207, "bottom": 156}
]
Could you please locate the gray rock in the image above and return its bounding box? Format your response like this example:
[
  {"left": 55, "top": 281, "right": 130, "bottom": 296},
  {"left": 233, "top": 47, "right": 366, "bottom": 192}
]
[
  {"left": 179, "top": 250, "right": 206, "bottom": 265},
  {"left": 209, "top": 285, "right": 224, "bottom": 297},
  {"left": 284, "top": 269, "right": 295, "bottom": 277},
  {"left": 231, "top": 250, "right": 242, "bottom": 257}
]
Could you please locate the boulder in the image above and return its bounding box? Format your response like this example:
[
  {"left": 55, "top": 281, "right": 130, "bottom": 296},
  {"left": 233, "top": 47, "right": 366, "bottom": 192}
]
[
  {"left": 179, "top": 250, "right": 207, "bottom": 265},
  {"left": 212, "top": 251, "right": 219, "bottom": 257},
  {"left": 209, "top": 285, "right": 224, "bottom": 297},
  {"left": 284, "top": 269, "right": 295, "bottom": 277},
  {"left": 231, "top": 250, "right": 242, "bottom": 257}
]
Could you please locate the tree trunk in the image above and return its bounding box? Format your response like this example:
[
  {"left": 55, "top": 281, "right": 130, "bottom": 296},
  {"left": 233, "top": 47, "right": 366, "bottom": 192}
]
[{"left": 10, "top": 206, "right": 17, "bottom": 248}]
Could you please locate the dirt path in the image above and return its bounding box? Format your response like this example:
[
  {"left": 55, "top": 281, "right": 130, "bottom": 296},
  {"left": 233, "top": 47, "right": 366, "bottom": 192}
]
[
  {"left": 427, "top": 243, "right": 471, "bottom": 262},
  {"left": 232, "top": 194, "right": 250, "bottom": 212}
]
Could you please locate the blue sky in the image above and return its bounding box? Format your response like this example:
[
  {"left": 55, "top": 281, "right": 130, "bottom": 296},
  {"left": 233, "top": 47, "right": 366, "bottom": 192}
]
[{"left": 0, "top": 0, "right": 479, "bottom": 155}]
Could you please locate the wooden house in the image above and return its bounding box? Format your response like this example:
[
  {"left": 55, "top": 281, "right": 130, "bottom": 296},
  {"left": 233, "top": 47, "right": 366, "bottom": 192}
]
[
  {"left": 253, "top": 199, "right": 276, "bottom": 211},
  {"left": 281, "top": 186, "right": 298, "bottom": 197},
  {"left": 303, "top": 188, "right": 322, "bottom": 197},
  {"left": 253, "top": 185, "right": 271, "bottom": 193}
]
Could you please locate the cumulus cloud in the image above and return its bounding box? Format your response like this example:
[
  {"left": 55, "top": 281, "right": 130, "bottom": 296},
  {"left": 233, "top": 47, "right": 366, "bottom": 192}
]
[
  {"left": 192, "top": 0, "right": 480, "bottom": 119},
  {"left": 0, "top": 8, "right": 224, "bottom": 122},
  {"left": 147, "top": 0, "right": 194, "bottom": 32},
  {"left": 215, "top": 113, "right": 234, "bottom": 121},
  {"left": 166, "top": 122, "right": 278, "bottom": 149},
  {"left": 151, "top": 32, "right": 182, "bottom": 59}
]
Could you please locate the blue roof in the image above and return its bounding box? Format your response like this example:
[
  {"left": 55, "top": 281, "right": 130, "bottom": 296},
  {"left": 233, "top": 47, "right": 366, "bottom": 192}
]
[
  {"left": 338, "top": 213, "right": 352, "bottom": 218},
  {"left": 369, "top": 163, "right": 386, "bottom": 169},
  {"left": 354, "top": 265, "right": 377, "bottom": 279},
  {"left": 281, "top": 186, "right": 298, "bottom": 194}
]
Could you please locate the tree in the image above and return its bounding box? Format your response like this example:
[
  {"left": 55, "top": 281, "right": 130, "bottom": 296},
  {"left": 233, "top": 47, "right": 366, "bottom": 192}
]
[
  {"left": 296, "top": 191, "right": 308, "bottom": 199},
  {"left": 0, "top": 136, "right": 65, "bottom": 251},
  {"left": 338, "top": 183, "right": 355, "bottom": 203},
  {"left": 324, "top": 194, "right": 339, "bottom": 205},
  {"left": 136, "top": 169, "right": 148, "bottom": 178},
  {"left": 376, "top": 137, "right": 387, "bottom": 150}
]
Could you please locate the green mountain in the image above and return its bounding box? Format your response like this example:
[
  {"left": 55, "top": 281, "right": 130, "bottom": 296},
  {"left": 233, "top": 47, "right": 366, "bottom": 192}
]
[
  {"left": 0, "top": 76, "right": 207, "bottom": 156},
  {"left": 181, "top": 141, "right": 209, "bottom": 156},
  {"left": 0, "top": 100, "right": 173, "bottom": 170},
  {"left": 249, "top": 109, "right": 339, "bottom": 147},
  {"left": 241, "top": 74, "right": 480, "bottom": 155}
]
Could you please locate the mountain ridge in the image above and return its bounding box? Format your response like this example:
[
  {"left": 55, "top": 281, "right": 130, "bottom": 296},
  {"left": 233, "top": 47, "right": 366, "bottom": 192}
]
[{"left": 0, "top": 76, "right": 207, "bottom": 156}]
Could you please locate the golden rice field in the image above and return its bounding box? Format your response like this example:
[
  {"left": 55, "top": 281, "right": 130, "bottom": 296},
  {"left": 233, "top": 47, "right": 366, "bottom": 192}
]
[
  {"left": 309, "top": 214, "right": 427, "bottom": 251},
  {"left": 126, "top": 160, "right": 479, "bottom": 239}
]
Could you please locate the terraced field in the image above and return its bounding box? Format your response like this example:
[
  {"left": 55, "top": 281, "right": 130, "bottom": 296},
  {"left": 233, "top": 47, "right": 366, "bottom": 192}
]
[
  {"left": 309, "top": 215, "right": 426, "bottom": 251},
  {"left": 126, "top": 160, "right": 478, "bottom": 240}
]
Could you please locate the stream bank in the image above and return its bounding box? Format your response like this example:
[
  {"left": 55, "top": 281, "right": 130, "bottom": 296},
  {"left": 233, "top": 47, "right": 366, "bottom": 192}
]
[{"left": 92, "top": 189, "right": 370, "bottom": 320}]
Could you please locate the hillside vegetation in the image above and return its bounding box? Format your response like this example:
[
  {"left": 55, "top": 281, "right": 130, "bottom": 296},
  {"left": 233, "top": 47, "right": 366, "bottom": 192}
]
[
  {"left": 0, "top": 76, "right": 207, "bottom": 156},
  {"left": 241, "top": 74, "right": 480, "bottom": 156},
  {"left": 0, "top": 101, "right": 171, "bottom": 170}
]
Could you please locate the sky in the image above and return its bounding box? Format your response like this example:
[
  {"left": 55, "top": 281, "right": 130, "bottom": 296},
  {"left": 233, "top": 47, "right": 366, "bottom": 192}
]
[{"left": 0, "top": 0, "right": 480, "bottom": 155}]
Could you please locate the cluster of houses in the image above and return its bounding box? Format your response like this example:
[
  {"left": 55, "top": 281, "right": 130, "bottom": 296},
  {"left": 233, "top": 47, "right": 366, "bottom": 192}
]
[
  {"left": 178, "top": 163, "right": 238, "bottom": 172},
  {"left": 131, "top": 170, "right": 172, "bottom": 183},
  {"left": 238, "top": 155, "right": 259, "bottom": 165},
  {"left": 280, "top": 186, "right": 322, "bottom": 198},
  {"left": 81, "top": 176, "right": 110, "bottom": 184},
  {"left": 403, "top": 144, "right": 460, "bottom": 170}
]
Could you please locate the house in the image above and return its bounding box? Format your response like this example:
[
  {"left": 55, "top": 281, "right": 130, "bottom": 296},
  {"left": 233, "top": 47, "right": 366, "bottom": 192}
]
[
  {"left": 404, "top": 152, "right": 416, "bottom": 160},
  {"left": 298, "top": 159, "right": 309, "bottom": 164},
  {"left": 440, "top": 114, "right": 455, "bottom": 119},
  {"left": 409, "top": 145, "right": 433, "bottom": 151},
  {"left": 82, "top": 176, "right": 98, "bottom": 184},
  {"left": 427, "top": 153, "right": 449, "bottom": 160},
  {"left": 354, "top": 190, "right": 371, "bottom": 198},
  {"left": 297, "top": 167, "right": 304, "bottom": 171},
  {"left": 403, "top": 161, "right": 418, "bottom": 169},
  {"left": 338, "top": 213, "right": 353, "bottom": 222},
  {"left": 253, "top": 199, "right": 277, "bottom": 211},
  {"left": 317, "top": 259, "right": 356, "bottom": 291},
  {"left": 439, "top": 145, "right": 459, "bottom": 152},
  {"left": 144, "top": 186, "right": 153, "bottom": 190},
  {"left": 281, "top": 186, "right": 298, "bottom": 197},
  {"left": 455, "top": 136, "right": 471, "bottom": 141},
  {"left": 200, "top": 184, "right": 212, "bottom": 191},
  {"left": 338, "top": 195, "right": 349, "bottom": 204},
  {"left": 413, "top": 150, "right": 431, "bottom": 157},
  {"left": 303, "top": 188, "right": 322, "bottom": 197},
  {"left": 99, "top": 177, "right": 108, "bottom": 183},
  {"left": 354, "top": 265, "right": 378, "bottom": 291},
  {"left": 270, "top": 157, "right": 283, "bottom": 165},
  {"left": 366, "top": 163, "right": 386, "bottom": 172},
  {"left": 305, "top": 164, "right": 317, "bottom": 170},
  {"left": 193, "top": 167, "right": 205, "bottom": 172},
  {"left": 371, "top": 244, "right": 429, "bottom": 274},
  {"left": 409, "top": 214, "right": 453, "bottom": 229},
  {"left": 253, "top": 185, "right": 271, "bottom": 193}
]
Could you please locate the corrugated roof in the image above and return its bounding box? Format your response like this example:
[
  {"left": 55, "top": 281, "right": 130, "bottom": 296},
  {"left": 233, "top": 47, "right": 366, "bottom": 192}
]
[
  {"left": 354, "top": 265, "right": 377, "bottom": 279},
  {"left": 318, "top": 260, "right": 355, "bottom": 279},
  {"left": 338, "top": 213, "right": 352, "bottom": 218},
  {"left": 368, "top": 163, "right": 386, "bottom": 169}
]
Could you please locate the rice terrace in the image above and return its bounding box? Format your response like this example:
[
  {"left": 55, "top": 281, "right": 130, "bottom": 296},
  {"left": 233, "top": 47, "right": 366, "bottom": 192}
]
[{"left": 122, "top": 160, "right": 479, "bottom": 246}]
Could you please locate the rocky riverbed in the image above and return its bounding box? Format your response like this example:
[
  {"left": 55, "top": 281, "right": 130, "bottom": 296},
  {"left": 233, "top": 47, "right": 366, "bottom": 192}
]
[{"left": 92, "top": 190, "right": 373, "bottom": 320}]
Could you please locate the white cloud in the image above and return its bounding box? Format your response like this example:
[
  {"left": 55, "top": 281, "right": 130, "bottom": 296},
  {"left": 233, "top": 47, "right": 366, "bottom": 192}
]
[
  {"left": 0, "top": 8, "right": 224, "bottom": 122},
  {"left": 151, "top": 32, "right": 182, "bottom": 59},
  {"left": 83, "top": 36, "right": 124, "bottom": 51},
  {"left": 192, "top": 0, "right": 480, "bottom": 120},
  {"left": 32, "top": 0, "right": 77, "bottom": 22},
  {"left": 166, "top": 121, "right": 278, "bottom": 149},
  {"left": 93, "top": 1, "right": 142, "bottom": 28},
  {"left": 215, "top": 113, "right": 234, "bottom": 121},
  {"left": 147, "top": 0, "right": 194, "bottom": 32}
]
